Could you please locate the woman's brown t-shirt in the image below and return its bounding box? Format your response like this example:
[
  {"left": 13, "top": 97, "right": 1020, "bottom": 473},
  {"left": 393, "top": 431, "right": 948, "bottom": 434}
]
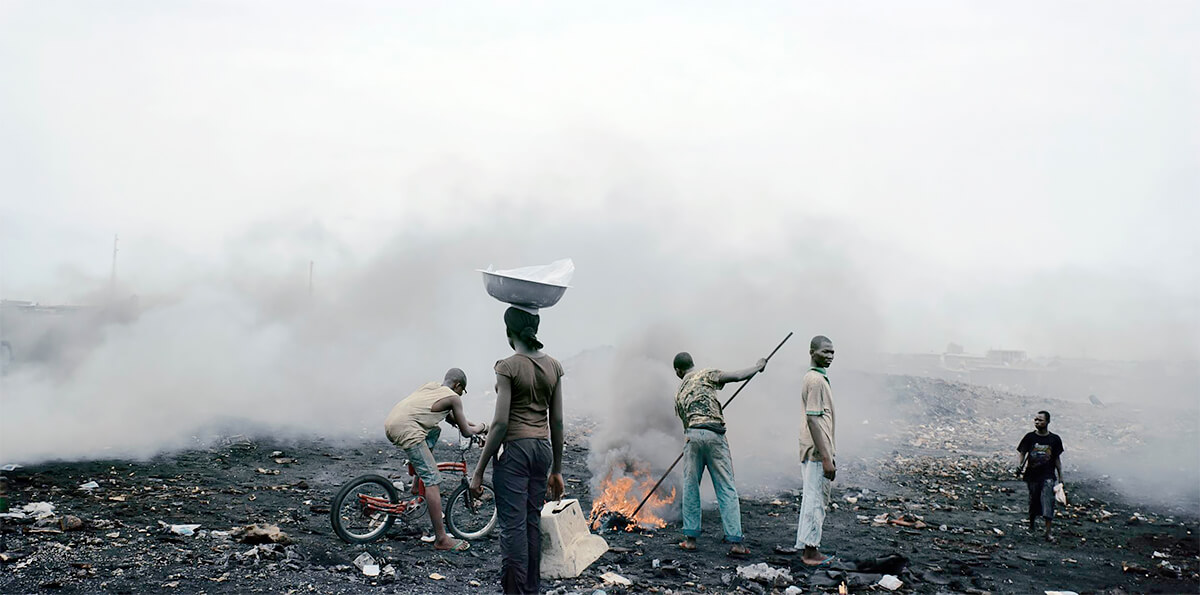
[{"left": 495, "top": 353, "right": 563, "bottom": 442}]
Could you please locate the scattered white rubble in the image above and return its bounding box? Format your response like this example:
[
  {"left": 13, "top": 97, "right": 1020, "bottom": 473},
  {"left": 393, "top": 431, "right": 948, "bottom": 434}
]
[
  {"left": 353, "top": 552, "right": 379, "bottom": 577},
  {"left": 1158, "top": 560, "right": 1182, "bottom": 575},
  {"left": 600, "top": 571, "right": 632, "bottom": 586},
  {"left": 170, "top": 524, "right": 201, "bottom": 536},
  {"left": 21, "top": 502, "right": 56, "bottom": 519},
  {"left": 79, "top": 481, "right": 100, "bottom": 491},
  {"left": 737, "top": 562, "right": 792, "bottom": 586},
  {"left": 878, "top": 574, "right": 903, "bottom": 590}
]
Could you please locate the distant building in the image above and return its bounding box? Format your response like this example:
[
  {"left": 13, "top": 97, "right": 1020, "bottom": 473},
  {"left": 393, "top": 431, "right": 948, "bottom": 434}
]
[{"left": 986, "top": 349, "right": 1027, "bottom": 366}]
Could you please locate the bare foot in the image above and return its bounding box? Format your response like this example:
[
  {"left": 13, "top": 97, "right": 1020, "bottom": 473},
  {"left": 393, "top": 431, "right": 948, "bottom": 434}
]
[{"left": 678, "top": 537, "right": 697, "bottom": 551}]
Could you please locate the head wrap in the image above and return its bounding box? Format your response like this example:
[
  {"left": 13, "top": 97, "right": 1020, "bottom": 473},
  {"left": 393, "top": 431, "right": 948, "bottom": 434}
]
[{"left": 503, "top": 306, "right": 543, "bottom": 350}]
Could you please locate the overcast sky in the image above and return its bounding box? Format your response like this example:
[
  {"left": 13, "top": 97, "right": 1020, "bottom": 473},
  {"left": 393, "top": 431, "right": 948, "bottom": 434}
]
[{"left": 1, "top": 1, "right": 1197, "bottom": 361}]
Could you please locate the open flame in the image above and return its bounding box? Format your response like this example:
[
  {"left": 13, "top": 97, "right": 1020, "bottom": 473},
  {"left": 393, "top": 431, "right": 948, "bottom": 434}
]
[{"left": 588, "top": 461, "right": 676, "bottom": 531}]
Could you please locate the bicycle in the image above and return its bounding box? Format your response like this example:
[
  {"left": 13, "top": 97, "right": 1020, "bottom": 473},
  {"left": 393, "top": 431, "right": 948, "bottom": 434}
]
[{"left": 330, "top": 434, "right": 498, "bottom": 544}]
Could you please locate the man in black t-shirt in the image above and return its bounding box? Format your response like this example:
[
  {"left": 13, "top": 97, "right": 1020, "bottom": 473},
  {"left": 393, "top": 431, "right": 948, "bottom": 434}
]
[{"left": 1017, "top": 410, "right": 1065, "bottom": 542}]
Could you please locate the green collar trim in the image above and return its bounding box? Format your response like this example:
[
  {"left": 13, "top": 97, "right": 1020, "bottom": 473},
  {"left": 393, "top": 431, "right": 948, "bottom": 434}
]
[{"left": 809, "top": 367, "right": 828, "bottom": 375}]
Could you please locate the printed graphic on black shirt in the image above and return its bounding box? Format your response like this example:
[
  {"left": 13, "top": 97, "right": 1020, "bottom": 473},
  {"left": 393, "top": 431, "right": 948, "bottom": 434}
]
[
  {"left": 1028, "top": 443, "right": 1053, "bottom": 467},
  {"left": 1018, "top": 432, "right": 1064, "bottom": 482}
]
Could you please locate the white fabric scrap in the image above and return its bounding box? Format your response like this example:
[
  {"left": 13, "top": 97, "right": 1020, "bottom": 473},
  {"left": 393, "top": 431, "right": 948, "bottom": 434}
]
[
  {"left": 737, "top": 563, "right": 793, "bottom": 583},
  {"left": 21, "top": 502, "right": 56, "bottom": 519}
]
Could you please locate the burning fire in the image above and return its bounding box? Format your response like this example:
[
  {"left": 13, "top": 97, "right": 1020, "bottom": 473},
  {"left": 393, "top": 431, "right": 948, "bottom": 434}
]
[{"left": 588, "top": 461, "right": 676, "bottom": 531}]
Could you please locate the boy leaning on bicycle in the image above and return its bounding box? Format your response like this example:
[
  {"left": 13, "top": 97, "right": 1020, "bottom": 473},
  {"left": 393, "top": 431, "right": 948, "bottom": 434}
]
[{"left": 383, "top": 368, "right": 488, "bottom": 552}]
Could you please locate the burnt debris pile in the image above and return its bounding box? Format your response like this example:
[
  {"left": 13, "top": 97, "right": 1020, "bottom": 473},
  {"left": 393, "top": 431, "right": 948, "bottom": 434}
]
[{"left": 0, "top": 376, "right": 1196, "bottom": 593}]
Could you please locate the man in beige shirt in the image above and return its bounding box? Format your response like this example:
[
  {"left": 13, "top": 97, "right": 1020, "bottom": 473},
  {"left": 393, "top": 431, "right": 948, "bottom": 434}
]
[
  {"left": 384, "top": 368, "right": 487, "bottom": 551},
  {"left": 795, "top": 336, "right": 836, "bottom": 567}
]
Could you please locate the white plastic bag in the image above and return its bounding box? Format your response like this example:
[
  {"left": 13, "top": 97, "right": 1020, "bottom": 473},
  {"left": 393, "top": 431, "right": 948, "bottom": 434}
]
[{"left": 1054, "top": 482, "right": 1067, "bottom": 505}]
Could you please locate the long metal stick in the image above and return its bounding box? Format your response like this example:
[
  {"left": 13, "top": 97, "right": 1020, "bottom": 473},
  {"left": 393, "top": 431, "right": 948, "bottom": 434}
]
[{"left": 626, "top": 332, "right": 794, "bottom": 521}]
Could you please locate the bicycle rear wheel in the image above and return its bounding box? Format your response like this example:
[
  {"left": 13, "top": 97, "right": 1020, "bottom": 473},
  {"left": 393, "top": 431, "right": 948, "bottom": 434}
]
[
  {"left": 330, "top": 474, "right": 398, "bottom": 544},
  {"left": 445, "top": 481, "right": 498, "bottom": 540}
]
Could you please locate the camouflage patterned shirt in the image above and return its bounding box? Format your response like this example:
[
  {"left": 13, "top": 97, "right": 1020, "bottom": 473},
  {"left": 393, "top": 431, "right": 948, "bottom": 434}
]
[{"left": 674, "top": 368, "right": 726, "bottom": 431}]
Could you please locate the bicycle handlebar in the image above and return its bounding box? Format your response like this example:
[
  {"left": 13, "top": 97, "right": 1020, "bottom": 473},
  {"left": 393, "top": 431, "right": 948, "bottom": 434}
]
[{"left": 458, "top": 433, "right": 486, "bottom": 450}]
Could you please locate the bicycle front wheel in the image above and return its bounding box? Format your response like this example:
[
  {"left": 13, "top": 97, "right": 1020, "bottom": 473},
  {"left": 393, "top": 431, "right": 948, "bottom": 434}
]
[
  {"left": 330, "top": 474, "right": 398, "bottom": 544},
  {"left": 445, "top": 481, "right": 498, "bottom": 540}
]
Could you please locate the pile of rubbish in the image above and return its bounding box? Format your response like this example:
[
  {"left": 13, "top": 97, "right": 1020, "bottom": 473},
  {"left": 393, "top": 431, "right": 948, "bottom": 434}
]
[{"left": 1, "top": 374, "right": 1196, "bottom": 594}]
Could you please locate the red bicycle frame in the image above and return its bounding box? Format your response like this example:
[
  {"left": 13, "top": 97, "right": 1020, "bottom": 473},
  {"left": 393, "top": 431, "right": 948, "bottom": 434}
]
[{"left": 357, "top": 461, "right": 469, "bottom": 515}]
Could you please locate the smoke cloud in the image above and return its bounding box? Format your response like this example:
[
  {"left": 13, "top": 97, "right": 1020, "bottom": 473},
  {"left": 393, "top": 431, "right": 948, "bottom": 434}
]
[
  {"left": 1, "top": 2, "right": 1195, "bottom": 511},
  {"left": 0, "top": 206, "right": 893, "bottom": 465}
]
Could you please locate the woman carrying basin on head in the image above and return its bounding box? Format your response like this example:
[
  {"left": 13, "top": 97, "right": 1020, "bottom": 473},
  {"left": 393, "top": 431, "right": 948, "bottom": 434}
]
[{"left": 471, "top": 306, "right": 565, "bottom": 595}]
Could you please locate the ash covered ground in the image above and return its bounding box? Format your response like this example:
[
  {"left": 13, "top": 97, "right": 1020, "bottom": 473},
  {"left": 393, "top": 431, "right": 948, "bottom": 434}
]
[{"left": 1, "top": 375, "right": 1197, "bottom": 594}]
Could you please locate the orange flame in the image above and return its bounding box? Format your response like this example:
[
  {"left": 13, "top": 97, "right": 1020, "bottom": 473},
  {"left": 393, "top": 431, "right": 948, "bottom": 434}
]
[{"left": 588, "top": 462, "right": 676, "bottom": 531}]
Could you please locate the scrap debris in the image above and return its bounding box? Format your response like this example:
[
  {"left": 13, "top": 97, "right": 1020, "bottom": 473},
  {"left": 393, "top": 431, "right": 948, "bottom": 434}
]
[
  {"left": 353, "top": 552, "right": 379, "bottom": 577},
  {"left": 600, "top": 571, "right": 632, "bottom": 586},
  {"left": 232, "top": 523, "right": 291, "bottom": 544},
  {"left": 736, "top": 562, "right": 793, "bottom": 587},
  {"left": 0, "top": 374, "right": 1194, "bottom": 593}
]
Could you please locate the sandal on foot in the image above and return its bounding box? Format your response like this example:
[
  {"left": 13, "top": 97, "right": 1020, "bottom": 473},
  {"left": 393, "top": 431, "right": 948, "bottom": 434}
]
[
  {"left": 727, "top": 545, "right": 751, "bottom": 559},
  {"left": 802, "top": 555, "right": 835, "bottom": 568},
  {"left": 434, "top": 539, "right": 470, "bottom": 552},
  {"left": 678, "top": 539, "right": 698, "bottom": 551}
]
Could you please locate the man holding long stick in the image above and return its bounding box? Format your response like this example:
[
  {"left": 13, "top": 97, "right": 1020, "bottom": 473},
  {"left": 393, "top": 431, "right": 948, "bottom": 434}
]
[{"left": 672, "top": 352, "right": 766, "bottom": 558}]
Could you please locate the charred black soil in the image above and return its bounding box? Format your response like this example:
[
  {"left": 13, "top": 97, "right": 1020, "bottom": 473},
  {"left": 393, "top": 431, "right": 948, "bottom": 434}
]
[{"left": 1, "top": 376, "right": 1196, "bottom": 594}]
